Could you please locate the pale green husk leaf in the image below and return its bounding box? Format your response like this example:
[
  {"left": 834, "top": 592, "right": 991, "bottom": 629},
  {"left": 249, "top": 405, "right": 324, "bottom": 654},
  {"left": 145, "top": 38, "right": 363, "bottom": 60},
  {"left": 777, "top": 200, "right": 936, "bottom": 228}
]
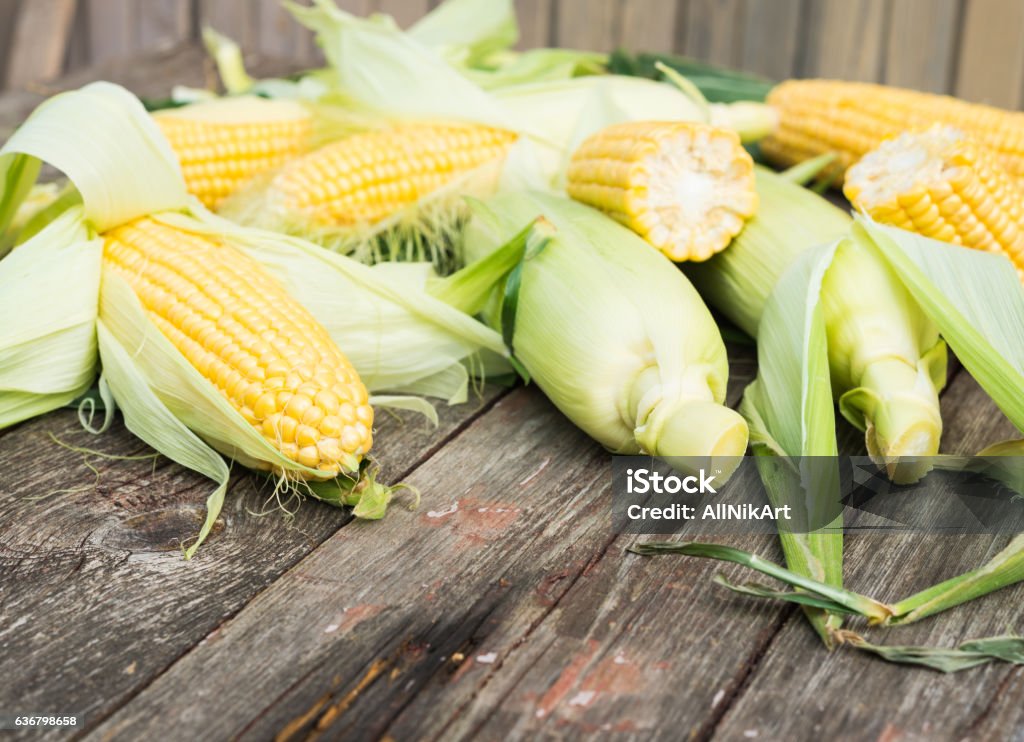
[
  {"left": 858, "top": 218, "right": 1024, "bottom": 429},
  {"left": 0, "top": 153, "right": 41, "bottom": 252},
  {"left": 202, "top": 26, "right": 255, "bottom": 95},
  {"left": 0, "top": 82, "right": 188, "bottom": 233},
  {"left": 0, "top": 208, "right": 101, "bottom": 429},
  {"left": 287, "top": 0, "right": 516, "bottom": 130},
  {"left": 408, "top": 0, "right": 518, "bottom": 68}
]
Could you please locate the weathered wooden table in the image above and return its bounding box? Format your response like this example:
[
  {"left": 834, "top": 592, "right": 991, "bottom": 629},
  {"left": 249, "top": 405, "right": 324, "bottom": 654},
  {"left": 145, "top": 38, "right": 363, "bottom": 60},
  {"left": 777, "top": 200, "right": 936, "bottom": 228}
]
[{"left": 3, "top": 48, "right": 1023, "bottom": 742}]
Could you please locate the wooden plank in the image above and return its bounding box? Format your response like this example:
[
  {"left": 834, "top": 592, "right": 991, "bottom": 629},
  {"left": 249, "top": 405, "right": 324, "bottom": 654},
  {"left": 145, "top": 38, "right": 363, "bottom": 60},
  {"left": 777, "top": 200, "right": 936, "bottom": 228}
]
[
  {"left": 137, "top": 0, "right": 192, "bottom": 52},
  {"left": 87, "top": 384, "right": 780, "bottom": 739},
  {"left": 197, "top": 0, "right": 258, "bottom": 50},
  {"left": 883, "top": 0, "right": 959, "bottom": 93},
  {"left": 380, "top": 361, "right": 880, "bottom": 740},
  {"left": 798, "top": 0, "right": 888, "bottom": 82},
  {"left": 87, "top": 0, "right": 137, "bottom": 64},
  {"left": 739, "top": 0, "right": 801, "bottom": 80},
  {"left": 0, "top": 382, "right": 509, "bottom": 737},
  {"left": 87, "top": 345, "right": 764, "bottom": 739},
  {"left": 5, "top": 0, "right": 78, "bottom": 87},
  {"left": 0, "top": 0, "right": 23, "bottom": 87},
  {"left": 713, "top": 370, "right": 1024, "bottom": 739},
  {"left": 63, "top": 0, "right": 92, "bottom": 72},
  {"left": 681, "top": 0, "right": 745, "bottom": 68},
  {"left": 556, "top": 0, "right": 619, "bottom": 53},
  {"left": 619, "top": 0, "right": 678, "bottom": 54},
  {"left": 257, "top": 0, "right": 302, "bottom": 61},
  {"left": 514, "top": 0, "right": 554, "bottom": 49},
  {"left": 955, "top": 0, "right": 1024, "bottom": 108},
  {"left": 375, "top": 0, "right": 430, "bottom": 29}
]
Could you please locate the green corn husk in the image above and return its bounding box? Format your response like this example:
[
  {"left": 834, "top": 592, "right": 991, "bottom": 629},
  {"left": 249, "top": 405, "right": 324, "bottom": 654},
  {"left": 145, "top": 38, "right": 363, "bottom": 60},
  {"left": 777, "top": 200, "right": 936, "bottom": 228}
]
[
  {"left": 429, "top": 191, "right": 749, "bottom": 467},
  {"left": 647, "top": 195, "right": 1024, "bottom": 653},
  {"left": 687, "top": 168, "right": 947, "bottom": 482},
  {"left": 608, "top": 49, "right": 775, "bottom": 104},
  {"left": 0, "top": 81, "right": 510, "bottom": 556},
  {"left": 0, "top": 208, "right": 100, "bottom": 428},
  {"left": 684, "top": 173, "right": 944, "bottom": 643}
]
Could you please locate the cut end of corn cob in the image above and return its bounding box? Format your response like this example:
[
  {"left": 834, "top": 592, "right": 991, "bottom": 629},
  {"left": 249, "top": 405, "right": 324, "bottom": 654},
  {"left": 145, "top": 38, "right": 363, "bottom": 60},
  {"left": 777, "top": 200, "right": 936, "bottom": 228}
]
[
  {"left": 845, "top": 125, "right": 1024, "bottom": 278},
  {"left": 566, "top": 121, "right": 758, "bottom": 262},
  {"left": 102, "top": 216, "right": 373, "bottom": 478},
  {"left": 763, "top": 78, "right": 1024, "bottom": 186},
  {"left": 265, "top": 122, "right": 518, "bottom": 228},
  {"left": 154, "top": 97, "right": 313, "bottom": 209}
]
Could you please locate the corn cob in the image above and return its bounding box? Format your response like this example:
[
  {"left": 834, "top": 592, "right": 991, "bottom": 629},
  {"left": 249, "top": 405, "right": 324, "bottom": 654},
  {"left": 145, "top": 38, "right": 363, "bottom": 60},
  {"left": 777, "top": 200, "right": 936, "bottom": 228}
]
[
  {"left": 845, "top": 126, "right": 1024, "bottom": 279},
  {"left": 265, "top": 122, "right": 517, "bottom": 227},
  {"left": 103, "top": 217, "right": 373, "bottom": 477},
  {"left": 763, "top": 79, "right": 1024, "bottom": 184},
  {"left": 566, "top": 121, "right": 757, "bottom": 262},
  {"left": 153, "top": 97, "right": 313, "bottom": 208}
]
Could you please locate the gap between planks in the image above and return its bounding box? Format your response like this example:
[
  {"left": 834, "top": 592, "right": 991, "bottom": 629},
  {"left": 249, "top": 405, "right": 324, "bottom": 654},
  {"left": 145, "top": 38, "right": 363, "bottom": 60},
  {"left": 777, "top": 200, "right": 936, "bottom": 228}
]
[{"left": 67, "top": 386, "right": 513, "bottom": 741}]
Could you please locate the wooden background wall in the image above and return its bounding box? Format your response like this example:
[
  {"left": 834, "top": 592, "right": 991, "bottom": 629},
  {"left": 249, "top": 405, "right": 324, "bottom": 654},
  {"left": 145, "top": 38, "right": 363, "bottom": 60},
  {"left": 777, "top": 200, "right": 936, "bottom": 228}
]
[{"left": 3, "top": 0, "right": 1024, "bottom": 109}]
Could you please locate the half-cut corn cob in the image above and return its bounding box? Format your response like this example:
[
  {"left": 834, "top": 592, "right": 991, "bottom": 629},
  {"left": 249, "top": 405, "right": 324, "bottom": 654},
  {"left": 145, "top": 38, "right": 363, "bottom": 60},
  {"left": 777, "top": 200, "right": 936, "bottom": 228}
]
[
  {"left": 154, "top": 97, "right": 313, "bottom": 208},
  {"left": 103, "top": 216, "right": 373, "bottom": 478},
  {"left": 844, "top": 127, "right": 1024, "bottom": 279},
  {"left": 566, "top": 121, "right": 758, "bottom": 262},
  {"left": 763, "top": 79, "right": 1024, "bottom": 184},
  {"left": 265, "top": 122, "right": 517, "bottom": 227}
]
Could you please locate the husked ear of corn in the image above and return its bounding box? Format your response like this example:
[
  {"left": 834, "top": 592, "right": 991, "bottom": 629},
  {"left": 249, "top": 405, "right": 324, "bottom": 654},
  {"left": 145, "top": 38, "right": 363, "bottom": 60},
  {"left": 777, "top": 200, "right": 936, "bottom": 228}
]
[
  {"left": 763, "top": 79, "right": 1024, "bottom": 184},
  {"left": 103, "top": 216, "right": 373, "bottom": 478},
  {"left": 153, "top": 97, "right": 313, "bottom": 208},
  {"left": 264, "top": 122, "right": 517, "bottom": 227},
  {"left": 844, "top": 126, "right": 1024, "bottom": 280},
  {"left": 219, "top": 120, "right": 518, "bottom": 268},
  {"left": 566, "top": 120, "right": 758, "bottom": 262}
]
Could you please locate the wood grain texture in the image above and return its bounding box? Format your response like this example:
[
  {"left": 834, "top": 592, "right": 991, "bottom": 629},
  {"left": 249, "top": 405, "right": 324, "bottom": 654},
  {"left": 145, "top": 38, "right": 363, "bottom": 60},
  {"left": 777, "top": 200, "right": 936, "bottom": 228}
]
[
  {"left": 714, "top": 370, "right": 1024, "bottom": 740},
  {"left": 197, "top": 0, "right": 258, "bottom": 50},
  {"left": 0, "top": 385, "right": 507, "bottom": 739},
  {"left": 681, "top": 0, "right": 745, "bottom": 68},
  {"left": 86, "top": 0, "right": 136, "bottom": 63},
  {"left": 799, "top": 0, "right": 889, "bottom": 82},
  {"left": 514, "top": 0, "right": 553, "bottom": 49},
  {"left": 257, "top": 0, "right": 319, "bottom": 65},
  {"left": 5, "top": 0, "right": 78, "bottom": 86},
  {"left": 739, "top": 0, "right": 800, "bottom": 80},
  {"left": 955, "top": 0, "right": 1024, "bottom": 108},
  {"left": 0, "top": 0, "right": 24, "bottom": 85},
  {"left": 619, "top": 0, "right": 678, "bottom": 53},
  {"left": 137, "top": 0, "right": 191, "bottom": 52},
  {"left": 884, "top": 0, "right": 960, "bottom": 93},
  {"left": 85, "top": 344, "right": 760, "bottom": 740},
  {"left": 556, "top": 0, "right": 618, "bottom": 52},
  {"left": 85, "top": 387, "right": 627, "bottom": 739}
]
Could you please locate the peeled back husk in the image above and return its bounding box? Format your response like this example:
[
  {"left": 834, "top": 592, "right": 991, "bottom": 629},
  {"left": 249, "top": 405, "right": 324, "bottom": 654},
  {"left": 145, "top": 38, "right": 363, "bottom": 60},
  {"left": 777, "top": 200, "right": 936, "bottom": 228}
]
[{"left": 0, "top": 207, "right": 100, "bottom": 429}]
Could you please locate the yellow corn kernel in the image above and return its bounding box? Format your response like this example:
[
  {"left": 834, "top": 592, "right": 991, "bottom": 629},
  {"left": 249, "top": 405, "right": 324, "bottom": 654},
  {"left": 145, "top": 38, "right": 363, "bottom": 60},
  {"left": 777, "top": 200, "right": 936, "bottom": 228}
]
[
  {"left": 763, "top": 79, "right": 1024, "bottom": 185},
  {"left": 266, "top": 122, "right": 517, "bottom": 226},
  {"left": 102, "top": 217, "right": 375, "bottom": 477},
  {"left": 566, "top": 121, "right": 758, "bottom": 262},
  {"left": 154, "top": 97, "right": 313, "bottom": 208},
  {"left": 845, "top": 126, "right": 1024, "bottom": 280}
]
